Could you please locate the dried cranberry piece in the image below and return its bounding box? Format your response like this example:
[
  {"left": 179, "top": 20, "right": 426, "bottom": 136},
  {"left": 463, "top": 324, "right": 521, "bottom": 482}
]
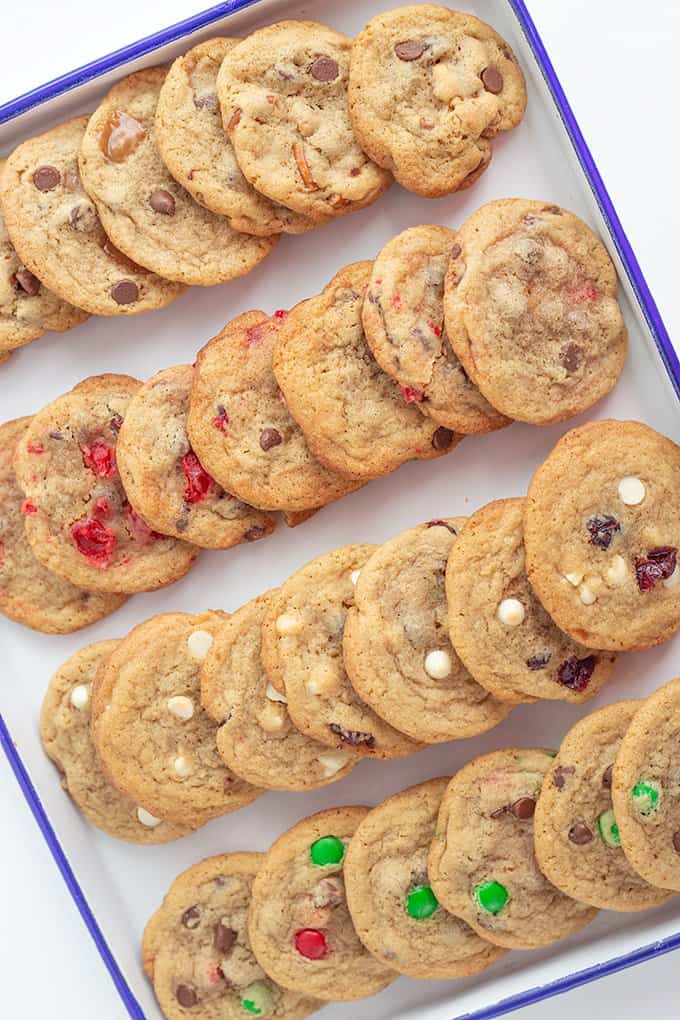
[
  {"left": 401, "top": 385, "right": 424, "bottom": 403},
  {"left": 125, "top": 503, "right": 161, "bottom": 544},
  {"left": 586, "top": 514, "right": 620, "bottom": 550},
  {"left": 635, "top": 547, "right": 678, "bottom": 591},
  {"left": 213, "top": 405, "right": 229, "bottom": 433},
  {"left": 557, "top": 655, "right": 596, "bottom": 692},
  {"left": 182, "top": 451, "right": 213, "bottom": 504},
  {"left": 82, "top": 439, "right": 117, "bottom": 478},
  {"left": 329, "top": 723, "right": 375, "bottom": 748},
  {"left": 71, "top": 517, "right": 116, "bottom": 568},
  {"left": 526, "top": 652, "right": 551, "bottom": 670},
  {"left": 21, "top": 499, "right": 37, "bottom": 515},
  {"left": 93, "top": 497, "right": 111, "bottom": 518}
]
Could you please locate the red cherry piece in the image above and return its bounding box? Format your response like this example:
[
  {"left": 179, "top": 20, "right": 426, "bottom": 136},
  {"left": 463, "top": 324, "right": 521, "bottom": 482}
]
[
  {"left": 391, "top": 294, "right": 402, "bottom": 311},
  {"left": 294, "top": 929, "right": 328, "bottom": 960},
  {"left": 126, "top": 503, "right": 161, "bottom": 545},
  {"left": 82, "top": 439, "right": 118, "bottom": 478},
  {"left": 182, "top": 451, "right": 213, "bottom": 504},
  {"left": 71, "top": 517, "right": 116, "bottom": 567},
  {"left": 93, "top": 497, "right": 111, "bottom": 518},
  {"left": 569, "top": 281, "right": 598, "bottom": 303},
  {"left": 21, "top": 499, "right": 37, "bottom": 515},
  {"left": 246, "top": 323, "right": 267, "bottom": 347},
  {"left": 27, "top": 443, "right": 45, "bottom": 454},
  {"left": 428, "top": 321, "right": 442, "bottom": 337},
  {"left": 213, "top": 406, "right": 229, "bottom": 433},
  {"left": 401, "top": 385, "right": 424, "bottom": 403},
  {"left": 273, "top": 309, "right": 288, "bottom": 319}
]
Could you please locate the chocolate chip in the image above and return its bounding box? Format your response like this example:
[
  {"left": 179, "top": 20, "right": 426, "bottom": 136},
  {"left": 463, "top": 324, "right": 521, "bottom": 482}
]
[
  {"left": 568, "top": 820, "right": 593, "bottom": 845},
  {"left": 511, "top": 797, "right": 536, "bottom": 819},
  {"left": 194, "top": 91, "right": 218, "bottom": 111},
  {"left": 175, "top": 517, "right": 188, "bottom": 533},
  {"left": 32, "top": 165, "right": 61, "bottom": 191},
  {"left": 526, "top": 652, "right": 551, "bottom": 670},
  {"left": 14, "top": 268, "right": 40, "bottom": 296},
  {"left": 149, "top": 190, "right": 176, "bottom": 215},
  {"left": 111, "top": 279, "right": 139, "bottom": 305},
  {"left": 431, "top": 426, "right": 455, "bottom": 450},
  {"left": 490, "top": 805, "right": 509, "bottom": 819},
  {"left": 329, "top": 723, "right": 375, "bottom": 748},
  {"left": 310, "top": 56, "right": 339, "bottom": 81},
  {"left": 395, "top": 39, "right": 427, "bottom": 61},
  {"left": 110, "top": 415, "right": 124, "bottom": 434},
  {"left": 481, "top": 67, "right": 504, "bottom": 94},
  {"left": 673, "top": 832, "right": 680, "bottom": 854},
  {"left": 244, "top": 526, "right": 266, "bottom": 542},
  {"left": 214, "top": 923, "right": 237, "bottom": 952},
  {"left": 602, "top": 764, "right": 613, "bottom": 789},
  {"left": 542, "top": 205, "right": 562, "bottom": 215},
  {"left": 68, "top": 202, "right": 98, "bottom": 232},
  {"left": 176, "top": 985, "right": 198, "bottom": 1008},
  {"left": 450, "top": 243, "right": 462, "bottom": 259},
  {"left": 560, "top": 343, "right": 582, "bottom": 373},
  {"left": 260, "top": 427, "right": 282, "bottom": 451},
  {"left": 48, "top": 430, "right": 64, "bottom": 440},
  {"left": 426, "top": 519, "right": 457, "bottom": 534},
  {"left": 181, "top": 905, "right": 201, "bottom": 929},
  {"left": 552, "top": 765, "right": 575, "bottom": 789}
]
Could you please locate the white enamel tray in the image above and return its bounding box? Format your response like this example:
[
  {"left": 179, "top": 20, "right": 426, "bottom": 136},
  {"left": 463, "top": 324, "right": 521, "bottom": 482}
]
[{"left": 1, "top": 2, "right": 679, "bottom": 1018}]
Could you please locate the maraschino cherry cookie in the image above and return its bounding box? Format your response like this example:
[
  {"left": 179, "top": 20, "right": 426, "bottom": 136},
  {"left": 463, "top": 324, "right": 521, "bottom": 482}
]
[
  {"left": 344, "top": 778, "right": 506, "bottom": 979},
  {"left": 187, "top": 310, "right": 362, "bottom": 513},
  {"left": 41, "top": 641, "right": 197, "bottom": 844},
  {"left": 612, "top": 677, "right": 680, "bottom": 892},
  {"left": 143, "top": 853, "right": 322, "bottom": 1020},
  {"left": 92, "top": 612, "right": 262, "bottom": 826},
  {"left": 362, "top": 226, "right": 509, "bottom": 434},
  {"left": 534, "top": 701, "right": 671, "bottom": 912},
  {"left": 428, "top": 748, "right": 598, "bottom": 950},
  {"left": 0, "top": 417, "right": 126, "bottom": 633},
  {"left": 0, "top": 117, "right": 183, "bottom": 316},
  {"left": 200, "top": 591, "right": 356, "bottom": 791},
  {"left": 260, "top": 544, "right": 424, "bottom": 759},
  {"left": 272, "top": 262, "right": 460, "bottom": 480},
  {"left": 12, "top": 375, "right": 199, "bottom": 594},
  {"left": 525, "top": 420, "right": 680, "bottom": 651},
  {"left": 343, "top": 518, "right": 512, "bottom": 743},
  {"left": 116, "top": 364, "right": 276, "bottom": 549},
  {"left": 446, "top": 498, "right": 617, "bottom": 704},
  {"left": 443, "top": 200, "right": 627, "bottom": 424},
  {"left": 78, "top": 68, "right": 277, "bottom": 286},
  {"left": 248, "top": 807, "right": 396, "bottom": 1001}
]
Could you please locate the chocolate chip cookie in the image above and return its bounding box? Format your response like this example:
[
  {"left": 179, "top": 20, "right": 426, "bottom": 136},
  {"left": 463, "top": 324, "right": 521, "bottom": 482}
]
[
  {"left": 447, "top": 498, "right": 617, "bottom": 703},
  {"left": 444, "top": 199, "right": 627, "bottom": 423},
  {"left": 218, "top": 21, "right": 391, "bottom": 221},
  {"left": 0, "top": 117, "right": 183, "bottom": 315},
  {"left": 41, "top": 640, "right": 196, "bottom": 843},
  {"left": 534, "top": 701, "right": 671, "bottom": 911},
  {"left": 248, "top": 807, "right": 396, "bottom": 1001},
  {"left": 273, "top": 261, "right": 460, "bottom": 480},
  {"left": 116, "top": 363, "right": 276, "bottom": 549},
  {"left": 612, "top": 677, "right": 680, "bottom": 892},
  {"left": 187, "top": 309, "right": 362, "bottom": 512},
  {"left": 0, "top": 417, "right": 126, "bottom": 632},
  {"left": 343, "top": 518, "right": 512, "bottom": 743},
  {"left": 13, "top": 375, "right": 199, "bottom": 593},
  {"left": 525, "top": 420, "right": 680, "bottom": 650},
  {"left": 429, "top": 748, "right": 598, "bottom": 949},
  {"left": 78, "top": 68, "right": 277, "bottom": 285},
  {"left": 344, "top": 778, "right": 506, "bottom": 979},
  {"left": 156, "top": 38, "right": 317, "bottom": 236},
  {"left": 348, "top": 5, "right": 526, "bottom": 197},
  {"left": 144, "top": 853, "right": 321, "bottom": 1019},
  {"left": 362, "top": 225, "right": 509, "bottom": 433},
  {"left": 260, "top": 544, "right": 423, "bottom": 759}
]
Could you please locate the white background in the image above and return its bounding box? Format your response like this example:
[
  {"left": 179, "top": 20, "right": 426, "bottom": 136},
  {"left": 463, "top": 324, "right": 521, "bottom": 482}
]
[{"left": 2, "top": 1, "right": 679, "bottom": 1017}]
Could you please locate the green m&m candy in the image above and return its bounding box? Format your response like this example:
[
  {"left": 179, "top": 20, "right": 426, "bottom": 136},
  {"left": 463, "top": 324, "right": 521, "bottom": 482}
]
[
  {"left": 632, "top": 780, "right": 660, "bottom": 816},
  {"left": 597, "top": 809, "right": 621, "bottom": 847},
  {"left": 310, "top": 835, "right": 345, "bottom": 867},
  {"left": 474, "top": 880, "right": 509, "bottom": 915},
  {"left": 406, "top": 884, "right": 439, "bottom": 920},
  {"left": 240, "top": 980, "right": 274, "bottom": 1016}
]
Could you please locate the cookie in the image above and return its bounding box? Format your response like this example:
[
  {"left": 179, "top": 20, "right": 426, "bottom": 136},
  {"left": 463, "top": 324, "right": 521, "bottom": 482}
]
[
  {"left": 0, "top": 417, "right": 126, "bottom": 632},
  {"left": 260, "top": 544, "right": 423, "bottom": 759},
  {"left": 116, "top": 363, "right": 276, "bottom": 549},
  {"left": 344, "top": 778, "right": 506, "bottom": 979},
  {"left": 429, "top": 748, "right": 598, "bottom": 949},
  {"left": 446, "top": 498, "right": 617, "bottom": 704},
  {"left": 155, "top": 38, "right": 318, "bottom": 237},
  {"left": 259, "top": 587, "right": 288, "bottom": 697},
  {"left": 187, "top": 310, "right": 362, "bottom": 512},
  {"left": 273, "top": 262, "right": 460, "bottom": 480},
  {"left": 525, "top": 420, "right": 680, "bottom": 651},
  {"left": 248, "top": 807, "right": 395, "bottom": 1001},
  {"left": 612, "top": 677, "right": 680, "bottom": 892},
  {"left": 92, "top": 612, "right": 262, "bottom": 826},
  {"left": 218, "top": 21, "right": 391, "bottom": 221},
  {"left": 362, "top": 226, "right": 509, "bottom": 434},
  {"left": 13, "top": 375, "right": 199, "bottom": 593},
  {"left": 143, "top": 853, "right": 321, "bottom": 1019},
  {"left": 0, "top": 117, "right": 183, "bottom": 316},
  {"left": 443, "top": 199, "right": 627, "bottom": 423},
  {"left": 41, "top": 641, "right": 196, "bottom": 843},
  {"left": 534, "top": 701, "right": 671, "bottom": 912},
  {"left": 343, "top": 518, "right": 512, "bottom": 743},
  {"left": 78, "top": 68, "right": 277, "bottom": 286},
  {"left": 348, "top": 5, "right": 526, "bottom": 197},
  {"left": 200, "top": 590, "right": 357, "bottom": 790}
]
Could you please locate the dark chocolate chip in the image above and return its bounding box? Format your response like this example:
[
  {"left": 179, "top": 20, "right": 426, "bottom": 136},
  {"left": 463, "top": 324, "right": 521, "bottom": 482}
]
[
  {"left": 181, "top": 905, "right": 202, "bottom": 930},
  {"left": 673, "top": 832, "right": 680, "bottom": 854},
  {"left": 32, "top": 165, "right": 61, "bottom": 192},
  {"left": 110, "top": 415, "right": 123, "bottom": 434},
  {"left": 602, "top": 764, "right": 613, "bottom": 789},
  {"left": 14, "top": 268, "right": 40, "bottom": 296},
  {"left": 431, "top": 426, "right": 455, "bottom": 450},
  {"left": 244, "top": 526, "right": 266, "bottom": 541},
  {"left": 194, "top": 91, "right": 218, "bottom": 111},
  {"left": 68, "top": 202, "right": 98, "bottom": 232},
  {"left": 568, "top": 820, "right": 593, "bottom": 845},
  {"left": 481, "top": 66, "right": 504, "bottom": 94},
  {"left": 511, "top": 797, "right": 536, "bottom": 819},
  {"left": 259, "top": 427, "right": 282, "bottom": 451},
  {"left": 542, "top": 204, "right": 562, "bottom": 215},
  {"left": 310, "top": 56, "right": 339, "bottom": 81},
  {"left": 450, "top": 243, "right": 462, "bottom": 259},
  {"left": 111, "top": 279, "right": 139, "bottom": 305},
  {"left": 560, "top": 342, "right": 582, "bottom": 373},
  {"left": 329, "top": 723, "right": 375, "bottom": 748},
  {"left": 526, "top": 652, "right": 551, "bottom": 670},
  {"left": 176, "top": 985, "right": 198, "bottom": 1008},
  {"left": 149, "top": 189, "right": 176, "bottom": 215},
  {"left": 426, "top": 519, "right": 457, "bottom": 534},
  {"left": 214, "top": 923, "right": 237, "bottom": 953},
  {"left": 490, "top": 805, "right": 509, "bottom": 819},
  {"left": 552, "top": 765, "right": 575, "bottom": 789},
  {"left": 394, "top": 39, "right": 427, "bottom": 61},
  {"left": 48, "top": 430, "right": 64, "bottom": 440}
]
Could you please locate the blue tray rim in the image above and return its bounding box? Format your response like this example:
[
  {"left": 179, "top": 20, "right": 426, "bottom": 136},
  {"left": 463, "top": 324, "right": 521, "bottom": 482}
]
[{"left": 1, "top": 1, "right": 679, "bottom": 1019}]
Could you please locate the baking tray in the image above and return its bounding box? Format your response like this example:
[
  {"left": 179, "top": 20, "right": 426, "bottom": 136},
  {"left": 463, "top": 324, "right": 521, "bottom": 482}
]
[{"left": 1, "top": 2, "right": 679, "bottom": 1018}]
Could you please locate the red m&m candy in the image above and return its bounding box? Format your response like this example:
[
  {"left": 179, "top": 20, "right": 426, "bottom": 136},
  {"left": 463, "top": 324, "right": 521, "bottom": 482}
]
[{"left": 294, "top": 928, "right": 328, "bottom": 960}]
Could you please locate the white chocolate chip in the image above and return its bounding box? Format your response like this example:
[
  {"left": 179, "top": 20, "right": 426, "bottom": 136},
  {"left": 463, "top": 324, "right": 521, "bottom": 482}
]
[
  {"left": 276, "top": 613, "right": 302, "bottom": 636},
  {"left": 618, "top": 476, "right": 646, "bottom": 506},
  {"left": 605, "top": 554, "right": 628, "bottom": 587},
  {"left": 167, "top": 695, "right": 194, "bottom": 721},
  {"left": 70, "top": 684, "right": 90, "bottom": 710},
  {"left": 318, "top": 751, "right": 351, "bottom": 778},
  {"left": 564, "top": 571, "right": 584, "bottom": 587},
  {"left": 424, "top": 649, "right": 452, "bottom": 680},
  {"left": 265, "top": 681, "right": 287, "bottom": 703},
  {"left": 257, "top": 701, "right": 288, "bottom": 733},
  {"left": 305, "top": 669, "right": 339, "bottom": 696},
  {"left": 579, "top": 582, "right": 597, "bottom": 605},
  {"left": 137, "top": 807, "right": 162, "bottom": 828},
  {"left": 350, "top": 570, "right": 361, "bottom": 586},
  {"left": 174, "top": 755, "right": 193, "bottom": 778},
  {"left": 497, "top": 598, "right": 526, "bottom": 626},
  {"left": 187, "top": 629, "right": 214, "bottom": 661},
  {"left": 663, "top": 565, "right": 680, "bottom": 590}
]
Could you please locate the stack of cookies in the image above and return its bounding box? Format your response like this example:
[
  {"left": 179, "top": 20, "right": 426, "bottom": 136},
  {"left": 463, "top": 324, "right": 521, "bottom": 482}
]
[{"left": 0, "top": 4, "right": 528, "bottom": 363}]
